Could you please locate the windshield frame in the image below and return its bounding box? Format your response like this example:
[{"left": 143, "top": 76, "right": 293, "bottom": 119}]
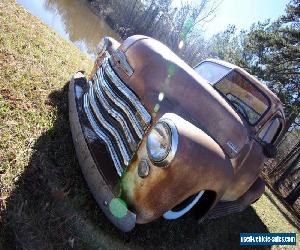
[{"left": 213, "top": 69, "right": 272, "bottom": 126}]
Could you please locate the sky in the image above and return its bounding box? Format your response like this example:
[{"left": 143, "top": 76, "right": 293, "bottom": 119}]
[{"left": 175, "top": 0, "right": 290, "bottom": 37}]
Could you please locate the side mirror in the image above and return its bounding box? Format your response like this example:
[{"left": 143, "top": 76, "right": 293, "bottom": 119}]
[{"left": 263, "top": 143, "right": 277, "bottom": 158}]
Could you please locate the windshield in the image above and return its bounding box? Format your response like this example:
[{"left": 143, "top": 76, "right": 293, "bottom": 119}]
[
  {"left": 214, "top": 70, "right": 270, "bottom": 125},
  {"left": 194, "top": 61, "right": 230, "bottom": 84},
  {"left": 195, "top": 61, "right": 269, "bottom": 125},
  {"left": 194, "top": 61, "right": 270, "bottom": 125}
]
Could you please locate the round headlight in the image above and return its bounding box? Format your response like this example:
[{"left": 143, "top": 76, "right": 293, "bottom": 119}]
[{"left": 146, "top": 122, "right": 172, "bottom": 164}]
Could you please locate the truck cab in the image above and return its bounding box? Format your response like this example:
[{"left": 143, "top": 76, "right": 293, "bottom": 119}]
[
  {"left": 194, "top": 59, "right": 284, "bottom": 143},
  {"left": 69, "top": 35, "right": 285, "bottom": 232}
]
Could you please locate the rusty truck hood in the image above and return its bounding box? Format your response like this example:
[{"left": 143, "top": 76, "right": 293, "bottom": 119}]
[{"left": 111, "top": 36, "right": 248, "bottom": 158}]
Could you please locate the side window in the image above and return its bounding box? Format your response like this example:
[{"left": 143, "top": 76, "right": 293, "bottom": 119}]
[{"left": 258, "top": 118, "right": 282, "bottom": 143}]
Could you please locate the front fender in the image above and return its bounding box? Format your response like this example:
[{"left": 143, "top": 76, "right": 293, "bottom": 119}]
[{"left": 121, "top": 113, "right": 234, "bottom": 223}]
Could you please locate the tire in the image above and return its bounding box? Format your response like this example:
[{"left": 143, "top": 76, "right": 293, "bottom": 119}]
[{"left": 163, "top": 191, "right": 205, "bottom": 220}]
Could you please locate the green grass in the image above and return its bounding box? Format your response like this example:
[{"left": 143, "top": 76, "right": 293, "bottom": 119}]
[
  {"left": 0, "top": 0, "right": 92, "bottom": 185},
  {"left": 0, "top": 0, "right": 299, "bottom": 249}
]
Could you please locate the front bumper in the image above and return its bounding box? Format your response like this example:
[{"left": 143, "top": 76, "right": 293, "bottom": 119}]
[{"left": 68, "top": 72, "right": 136, "bottom": 232}]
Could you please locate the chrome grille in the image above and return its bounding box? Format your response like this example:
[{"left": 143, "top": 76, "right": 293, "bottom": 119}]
[{"left": 83, "top": 55, "right": 151, "bottom": 176}]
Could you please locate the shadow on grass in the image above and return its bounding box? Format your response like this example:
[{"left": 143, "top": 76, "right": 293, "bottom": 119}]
[
  {"left": 1, "top": 83, "right": 270, "bottom": 249},
  {"left": 264, "top": 187, "right": 300, "bottom": 229}
]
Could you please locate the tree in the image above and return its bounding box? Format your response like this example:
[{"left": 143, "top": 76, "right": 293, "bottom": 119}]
[
  {"left": 208, "top": 25, "right": 248, "bottom": 67},
  {"left": 89, "top": 0, "right": 220, "bottom": 64},
  {"left": 245, "top": 0, "right": 300, "bottom": 123}
]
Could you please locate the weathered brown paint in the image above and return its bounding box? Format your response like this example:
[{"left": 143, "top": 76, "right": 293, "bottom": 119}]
[
  {"left": 70, "top": 35, "right": 285, "bottom": 229},
  {"left": 116, "top": 36, "right": 249, "bottom": 158},
  {"left": 122, "top": 114, "right": 233, "bottom": 223}
]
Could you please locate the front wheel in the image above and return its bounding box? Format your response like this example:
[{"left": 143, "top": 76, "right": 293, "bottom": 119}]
[{"left": 163, "top": 191, "right": 205, "bottom": 220}]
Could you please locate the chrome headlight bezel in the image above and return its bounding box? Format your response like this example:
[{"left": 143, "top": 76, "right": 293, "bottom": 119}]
[{"left": 146, "top": 118, "right": 178, "bottom": 167}]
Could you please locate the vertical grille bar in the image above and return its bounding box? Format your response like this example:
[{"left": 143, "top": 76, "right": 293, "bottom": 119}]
[
  {"left": 83, "top": 93, "right": 123, "bottom": 176},
  {"left": 83, "top": 54, "right": 151, "bottom": 176},
  {"left": 102, "top": 57, "right": 152, "bottom": 128}
]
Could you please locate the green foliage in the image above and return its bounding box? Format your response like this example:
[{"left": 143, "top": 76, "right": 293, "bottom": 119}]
[{"left": 209, "top": 0, "right": 300, "bottom": 117}]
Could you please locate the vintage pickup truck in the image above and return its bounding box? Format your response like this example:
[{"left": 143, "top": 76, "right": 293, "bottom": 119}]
[{"left": 69, "top": 35, "right": 285, "bottom": 232}]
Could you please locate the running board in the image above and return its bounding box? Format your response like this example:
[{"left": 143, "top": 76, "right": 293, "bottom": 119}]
[{"left": 206, "top": 178, "right": 265, "bottom": 219}]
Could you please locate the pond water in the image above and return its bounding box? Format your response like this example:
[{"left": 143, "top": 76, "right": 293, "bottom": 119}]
[{"left": 17, "top": 0, "right": 119, "bottom": 59}]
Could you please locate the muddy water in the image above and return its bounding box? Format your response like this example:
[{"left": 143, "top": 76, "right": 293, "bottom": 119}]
[{"left": 17, "top": 0, "right": 119, "bottom": 59}]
